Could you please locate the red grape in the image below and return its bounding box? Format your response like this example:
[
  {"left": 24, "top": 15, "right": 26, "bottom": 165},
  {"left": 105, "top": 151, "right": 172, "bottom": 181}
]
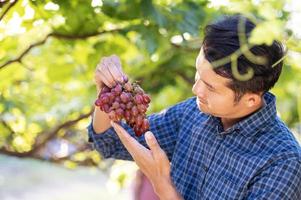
[
  {"left": 114, "top": 84, "right": 122, "bottom": 95},
  {"left": 120, "top": 92, "right": 129, "bottom": 103},
  {"left": 126, "top": 102, "right": 133, "bottom": 110},
  {"left": 134, "top": 94, "right": 143, "bottom": 104},
  {"left": 112, "top": 102, "right": 120, "bottom": 109},
  {"left": 124, "top": 82, "right": 133, "bottom": 91},
  {"left": 137, "top": 104, "right": 147, "bottom": 113},
  {"left": 143, "top": 94, "right": 151, "bottom": 104},
  {"left": 131, "top": 106, "right": 138, "bottom": 116},
  {"left": 120, "top": 103, "right": 126, "bottom": 110},
  {"left": 95, "top": 80, "right": 151, "bottom": 137},
  {"left": 94, "top": 99, "right": 102, "bottom": 106}
]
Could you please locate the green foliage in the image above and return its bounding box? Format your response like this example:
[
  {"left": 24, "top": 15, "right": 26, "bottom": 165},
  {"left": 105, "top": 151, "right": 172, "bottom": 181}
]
[{"left": 0, "top": 0, "right": 300, "bottom": 167}]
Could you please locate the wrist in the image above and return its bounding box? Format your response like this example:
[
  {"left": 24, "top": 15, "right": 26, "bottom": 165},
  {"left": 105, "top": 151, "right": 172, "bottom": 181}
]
[{"left": 154, "top": 178, "right": 181, "bottom": 200}]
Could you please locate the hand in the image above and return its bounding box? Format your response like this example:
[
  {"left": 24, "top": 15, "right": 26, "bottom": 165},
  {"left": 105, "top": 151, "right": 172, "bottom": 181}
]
[
  {"left": 111, "top": 121, "right": 183, "bottom": 200},
  {"left": 94, "top": 55, "right": 127, "bottom": 90}
]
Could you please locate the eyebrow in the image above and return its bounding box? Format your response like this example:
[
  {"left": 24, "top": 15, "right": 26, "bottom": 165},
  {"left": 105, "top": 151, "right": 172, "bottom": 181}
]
[
  {"left": 196, "top": 69, "right": 215, "bottom": 90},
  {"left": 202, "top": 80, "right": 215, "bottom": 90}
]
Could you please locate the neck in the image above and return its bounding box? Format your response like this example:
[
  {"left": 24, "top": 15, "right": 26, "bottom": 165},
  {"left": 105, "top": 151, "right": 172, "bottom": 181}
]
[{"left": 221, "top": 98, "right": 265, "bottom": 131}]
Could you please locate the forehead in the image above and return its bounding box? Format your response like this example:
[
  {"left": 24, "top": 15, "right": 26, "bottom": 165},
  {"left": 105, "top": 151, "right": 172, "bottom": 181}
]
[
  {"left": 195, "top": 49, "right": 231, "bottom": 87},
  {"left": 196, "top": 49, "right": 213, "bottom": 70}
]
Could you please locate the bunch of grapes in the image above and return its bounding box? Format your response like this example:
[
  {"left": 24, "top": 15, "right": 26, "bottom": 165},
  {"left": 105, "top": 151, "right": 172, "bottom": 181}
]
[{"left": 94, "top": 78, "right": 151, "bottom": 137}]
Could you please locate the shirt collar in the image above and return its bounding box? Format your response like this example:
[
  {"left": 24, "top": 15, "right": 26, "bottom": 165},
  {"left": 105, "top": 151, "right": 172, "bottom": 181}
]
[{"left": 212, "top": 92, "right": 277, "bottom": 138}]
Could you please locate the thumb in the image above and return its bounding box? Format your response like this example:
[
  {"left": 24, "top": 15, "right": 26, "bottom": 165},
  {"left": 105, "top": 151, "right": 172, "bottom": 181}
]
[{"left": 145, "top": 131, "right": 161, "bottom": 155}]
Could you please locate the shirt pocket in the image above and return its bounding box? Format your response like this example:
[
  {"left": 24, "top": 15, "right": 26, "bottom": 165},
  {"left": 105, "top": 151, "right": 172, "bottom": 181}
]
[
  {"left": 213, "top": 171, "right": 247, "bottom": 199},
  {"left": 200, "top": 169, "right": 247, "bottom": 200}
]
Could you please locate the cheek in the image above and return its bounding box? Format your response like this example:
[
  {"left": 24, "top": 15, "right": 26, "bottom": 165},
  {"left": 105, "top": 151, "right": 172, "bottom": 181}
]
[{"left": 207, "top": 94, "right": 232, "bottom": 109}]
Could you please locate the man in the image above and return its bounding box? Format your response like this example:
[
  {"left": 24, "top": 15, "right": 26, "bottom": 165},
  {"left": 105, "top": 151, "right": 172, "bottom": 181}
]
[{"left": 88, "top": 15, "right": 301, "bottom": 199}]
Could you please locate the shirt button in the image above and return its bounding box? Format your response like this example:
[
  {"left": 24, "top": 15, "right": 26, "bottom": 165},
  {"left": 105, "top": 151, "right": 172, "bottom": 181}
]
[
  {"left": 202, "top": 164, "right": 209, "bottom": 172},
  {"left": 217, "top": 134, "right": 225, "bottom": 140}
]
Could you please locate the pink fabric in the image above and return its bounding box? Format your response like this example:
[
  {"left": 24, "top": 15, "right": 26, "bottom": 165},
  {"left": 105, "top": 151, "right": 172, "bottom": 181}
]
[{"left": 133, "top": 171, "right": 160, "bottom": 200}]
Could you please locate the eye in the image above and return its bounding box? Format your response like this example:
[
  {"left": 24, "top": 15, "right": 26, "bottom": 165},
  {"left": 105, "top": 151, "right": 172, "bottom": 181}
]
[
  {"left": 205, "top": 84, "right": 215, "bottom": 92},
  {"left": 207, "top": 86, "right": 215, "bottom": 92}
]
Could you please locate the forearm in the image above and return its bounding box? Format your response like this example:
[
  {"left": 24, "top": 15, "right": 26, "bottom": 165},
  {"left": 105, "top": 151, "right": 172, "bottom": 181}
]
[
  {"left": 92, "top": 107, "right": 111, "bottom": 133},
  {"left": 92, "top": 87, "right": 111, "bottom": 133},
  {"left": 154, "top": 179, "right": 183, "bottom": 200}
]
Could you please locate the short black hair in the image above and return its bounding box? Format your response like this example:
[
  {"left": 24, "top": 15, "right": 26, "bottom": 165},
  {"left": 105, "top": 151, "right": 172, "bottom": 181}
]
[{"left": 202, "top": 14, "right": 284, "bottom": 102}]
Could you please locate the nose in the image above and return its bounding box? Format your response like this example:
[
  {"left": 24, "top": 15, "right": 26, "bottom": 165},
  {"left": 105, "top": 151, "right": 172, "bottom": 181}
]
[{"left": 192, "top": 80, "right": 206, "bottom": 98}]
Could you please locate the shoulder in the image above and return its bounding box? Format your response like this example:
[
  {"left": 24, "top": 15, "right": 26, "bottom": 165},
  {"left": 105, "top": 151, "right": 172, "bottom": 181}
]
[{"left": 256, "top": 117, "right": 301, "bottom": 162}]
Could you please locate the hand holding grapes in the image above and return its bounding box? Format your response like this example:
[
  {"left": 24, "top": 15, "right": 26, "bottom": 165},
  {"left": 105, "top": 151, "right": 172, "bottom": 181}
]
[
  {"left": 94, "top": 55, "right": 127, "bottom": 91},
  {"left": 94, "top": 55, "right": 151, "bottom": 137}
]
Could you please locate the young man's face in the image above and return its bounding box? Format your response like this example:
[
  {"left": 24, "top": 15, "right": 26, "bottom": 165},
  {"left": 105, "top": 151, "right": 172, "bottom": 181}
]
[{"left": 192, "top": 49, "right": 250, "bottom": 119}]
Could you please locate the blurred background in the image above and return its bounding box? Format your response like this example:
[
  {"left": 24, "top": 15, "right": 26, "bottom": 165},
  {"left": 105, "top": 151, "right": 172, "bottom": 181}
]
[{"left": 0, "top": 0, "right": 301, "bottom": 199}]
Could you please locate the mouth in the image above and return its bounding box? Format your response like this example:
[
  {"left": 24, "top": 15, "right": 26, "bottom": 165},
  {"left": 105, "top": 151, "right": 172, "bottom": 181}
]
[{"left": 197, "top": 97, "right": 207, "bottom": 105}]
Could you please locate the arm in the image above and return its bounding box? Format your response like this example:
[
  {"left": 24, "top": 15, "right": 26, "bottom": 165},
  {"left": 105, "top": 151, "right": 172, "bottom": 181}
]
[
  {"left": 246, "top": 158, "right": 301, "bottom": 200},
  {"left": 111, "top": 122, "right": 184, "bottom": 200},
  {"left": 155, "top": 178, "right": 184, "bottom": 200},
  {"left": 88, "top": 99, "right": 186, "bottom": 161},
  {"left": 89, "top": 54, "right": 187, "bottom": 161},
  {"left": 92, "top": 55, "right": 124, "bottom": 133}
]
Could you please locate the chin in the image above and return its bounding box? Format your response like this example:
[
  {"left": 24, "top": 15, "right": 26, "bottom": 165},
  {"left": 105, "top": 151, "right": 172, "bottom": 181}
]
[
  {"left": 196, "top": 101, "right": 221, "bottom": 117},
  {"left": 196, "top": 100, "right": 209, "bottom": 113}
]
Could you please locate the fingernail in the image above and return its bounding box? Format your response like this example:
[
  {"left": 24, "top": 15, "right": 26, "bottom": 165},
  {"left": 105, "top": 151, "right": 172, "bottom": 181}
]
[
  {"left": 110, "top": 121, "right": 115, "bottom": 127},
  {"left": 145, "top": 131, "right": 152, "bottom": 140}
]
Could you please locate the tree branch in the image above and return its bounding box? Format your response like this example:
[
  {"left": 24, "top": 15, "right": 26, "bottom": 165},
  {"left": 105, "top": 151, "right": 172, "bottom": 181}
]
[
  {"left": 0, "top": 28, "right": 124, "bottom": 70},
  {"left": 0, "top": 118, "right": 15, "bottom": 134},
  {"left": 28, "top": 108, "right": 94, "bottom": 155},
  {"left": 0, "top": 26, "right": 199, "bottom": 71},
  {"left": 0, "top": 35, "right": 50, "bottom": 70},
  {"left": 49, "top": 28, "right": 123, "bottom": 39},
  {"left": 0, "top": 108, "right": 93, "bottom": 158},
  {"left": 0, "top": 108, "right": 96, "bottom": 166},
  {"left": 0, "top": 0, "right": 18, "bottom": 22}
]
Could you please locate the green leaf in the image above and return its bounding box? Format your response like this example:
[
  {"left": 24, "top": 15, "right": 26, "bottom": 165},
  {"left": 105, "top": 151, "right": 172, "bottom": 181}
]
[{"left": 249, "top": 20, "right": 284, "bottom": 45}]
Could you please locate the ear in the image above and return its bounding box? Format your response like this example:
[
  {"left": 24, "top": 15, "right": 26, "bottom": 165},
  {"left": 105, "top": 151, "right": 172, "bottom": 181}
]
[{"left": 244, "top": 93, "right": 262, "bottom": 108}]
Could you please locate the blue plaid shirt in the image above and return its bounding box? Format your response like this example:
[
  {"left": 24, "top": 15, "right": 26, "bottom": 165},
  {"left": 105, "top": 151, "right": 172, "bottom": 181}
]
[{"left": 87, "top": 92, "right": 301, "bottom": 200}]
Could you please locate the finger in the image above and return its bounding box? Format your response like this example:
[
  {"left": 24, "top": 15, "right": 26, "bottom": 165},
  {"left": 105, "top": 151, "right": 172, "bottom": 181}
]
[
  {"left": 111, "top": 121, "right": 145, "bottom": 155},
  {"left": 97, "top": 68, "right": 113, "bottom": 88},
  {"left": 100, "top": 59, "right": 116, "bottom": 87},
  {"left": 96, "top": 58, "right": 114, "bottom": 88},
  {"left": 111, "top": 122, "right": 156, "bottom": 172},
  {"left": 109, "top": 55, "right": 127, "bottom": 82},
  {"left": 107, "top": 60, "right": 124, "bottom": 83},
  {"left": 145, "top": 131, "right": 162, "bottom": 157},
  {"left": 110, "top": 55, "right": 121, "bottom": 68}
]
